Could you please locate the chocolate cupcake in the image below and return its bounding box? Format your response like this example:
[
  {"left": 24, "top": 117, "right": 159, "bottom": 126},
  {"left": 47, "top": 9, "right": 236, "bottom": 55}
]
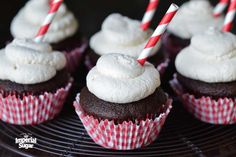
[
  {"left": 10, "top": 0, "right": 88, "bottom": 74},
  {"left": 74, "top": 53, "right": 172, "bottom": 150},
  {"left": 162, "top": 0, "right": 223, "bottom": 60},
  {"left": 85, "top": 13, "right": 169, "bottom": 76},
  {"left": 170, "top": 28, "right": 236, "bottom": 125},
  {"left": 0, "top": 38, "right": 72, "bottom": 125}
]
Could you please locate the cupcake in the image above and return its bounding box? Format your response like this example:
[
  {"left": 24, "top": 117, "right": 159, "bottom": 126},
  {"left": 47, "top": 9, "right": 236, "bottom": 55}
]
[
  {"left": 74, "top": 53, "right": 172, "bottom": 150},
  {"left": 162, "top": 0, "right": 224, "bottom": 60},
  {"left": 0, "top": 38, "right": 72, "bottom": 125},
  {"left": 85, "top": 13, "right": 169, "bottom": 76},
  {"left": 170, "top": 28, "right": 236, "bottom": 125},
  {"left": 10, "top": 0, "right": 88, "bottom": 73}
]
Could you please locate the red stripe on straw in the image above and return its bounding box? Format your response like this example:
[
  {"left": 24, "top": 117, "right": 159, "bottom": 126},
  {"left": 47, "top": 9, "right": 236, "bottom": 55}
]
[
  {"left": 36, "top": 24, "right": 50, "bottom": 37},
  {"left": 141, "top": 22, "right": 151, "bottom": 31},
  {"left": 159, "top": 11, "right": 178, "bottom": 25},
  {"left": 137, "top": 4, "right": 179, "bottom": 66},
  {"left": 34, "top": 0, "right": 64, "bottom": 43},
  {"left": 222, "top": 0, "right": 236, "bottom": 32},
  {"left": 49, "top": 0, "right": 54, "bottom": 6},
  {"left": 141, "top": 0, "right": 160, "bottom": 31},
  {"left": 144, "top": 36, "right": 161, "bottom": 49},
  {"left": 223, "top": 23, "right": 233, "bottom": 31},
  {"left": 137, "top": 58, "right": 146, "bottom": 65},
  {"left": 49, "top": 1, "right": 62, "bottom": 13},
  {"left": 146, "top": 0, "right": 159, "bottom": 11},
  {"left": 214, "top": 0, "right": 229, "bottom": 17}
]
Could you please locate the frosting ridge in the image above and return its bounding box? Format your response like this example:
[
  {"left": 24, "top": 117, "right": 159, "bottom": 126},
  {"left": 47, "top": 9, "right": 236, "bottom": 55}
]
[
  {"left": 90, "top": 13, "right": 160, "bottom": 57},
  {"left": 168, "top": 0, "right": 224, "bottom": 39},
  {"left": 10, "top": 0, "right": 78, "bottom": 43},
  {"left": 175, "top": 28, "right": 236, "bottom": 83},
  {"left": 0, "top": 39, "right": 66, "bottom": 84},
  {"left": 87, "top": 53, "right": 160, "bottom": 103}
]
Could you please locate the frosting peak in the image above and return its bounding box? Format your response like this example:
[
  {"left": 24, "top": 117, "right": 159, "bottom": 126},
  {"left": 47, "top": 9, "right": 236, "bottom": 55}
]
[
  {"left": 102, "top": 14, "right": 148, "bottom": 45},
  {"left": 87, "top": 54, "right": 160, "bottom": 103},
  {"left": 90, "top": 13, "right": 160, "bottom": 57},
  {"left": 97, "top": 54, "right": 144, "bottom": 79},
  {"left": 191, "top": 27, "right": 236, "bottom": 58},
  {"left": 168, "top": 0, "right": 224, "bottom": 39},
  {"left": 182, "top": 0, "right": 212, "bottom": 15},
  {"left": 10, "top": 0, "right": 78, "bottom": 43},
  {"left": 175, "top": 28, "right": 236, "bottom": 83},
  {"left": 0, "top": 39, "right": 66, "bottom": 84}
]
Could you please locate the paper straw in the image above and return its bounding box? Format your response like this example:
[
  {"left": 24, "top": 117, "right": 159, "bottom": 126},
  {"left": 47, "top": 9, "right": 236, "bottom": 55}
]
[
  {"left": 137, "top": 4, "right": 179, "bottom": 65},
  {"left": 34, "top": 0, "right": 64, "bottom": 43},
  {"left": 214, "top": 0, "right": 229, "bottom": 17},
  {"left": 49, "top": 0, "right": 54, "bottom": 6},
  {"left": 141, "top": 0, "right": 160, "bottom": 30},
  {"left": 222, "top": 0, "right": 236, "bottom": 32}
]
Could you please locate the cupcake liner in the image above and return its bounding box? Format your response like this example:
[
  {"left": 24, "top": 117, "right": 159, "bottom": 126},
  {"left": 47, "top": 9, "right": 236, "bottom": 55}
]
[
  {"left": 0, "top": 78, "right": 73, "bottom": 125},
  {"left": 170, "top": 74, "right": 236, "bottom": 125},
  {"left": 157, "top": 58, "right": 170, "bottom": 77},
  {"left": 74, "top": 94, "right": 172, "bottom": 150},
  {"left": 64, "top": 41, "right": 88, "bottom": 73}
]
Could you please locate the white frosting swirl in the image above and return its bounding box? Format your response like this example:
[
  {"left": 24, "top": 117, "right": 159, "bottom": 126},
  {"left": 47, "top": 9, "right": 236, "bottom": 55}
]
[
  {"left": 90, "top": 13, "right": 160, "bottom": 58},
  {"left": 87, "top": 53, "right": 160, "bottom": 103},
  {"left": 168, "top": 0, "right": 224, "bottom": 39},
  {"left": 0, "top": 39, "right": 66, "bottom": 84},
  {"left": 10, "top": 0, "right": 78, "bottom": 43},
  {"left": 175, "top": 27, "right": 236, "bottom": 83}
]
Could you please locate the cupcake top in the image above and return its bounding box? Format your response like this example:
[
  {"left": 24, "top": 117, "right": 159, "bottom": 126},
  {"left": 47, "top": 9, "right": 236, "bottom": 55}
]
[
  {"left": 10, "top": 0, "right": 78, "bottom": 43},
  {"left": 176, "top": 27, "right": 236, "bottom": 83},
  {"left": 87, "top": 53, "right": 160, "bottom": 103},
  {"left": 168, "top": 0, "right": 223, "bottom": 39},
  {"left": 0, "top": 39, "right": 66, "bottom": 84},
  {"left": 90, "top": 13, "right": 160, "bottom": 58}
]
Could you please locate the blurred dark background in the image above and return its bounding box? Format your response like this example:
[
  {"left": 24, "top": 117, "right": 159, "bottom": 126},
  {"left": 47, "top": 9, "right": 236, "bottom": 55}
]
[{"left": 0, "top": 0, "right": 219, "bottom": 48}]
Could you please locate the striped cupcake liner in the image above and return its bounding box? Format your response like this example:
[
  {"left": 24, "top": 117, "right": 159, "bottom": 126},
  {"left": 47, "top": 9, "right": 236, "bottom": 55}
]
[
  {"left": 74, "top": 94, "right": 172, "bottom": 150},
  {"left": 0, "top": 78, "right": 73, "bottom": 125},
  {"left": 170, "top": 75, "right": 236, "bottom": 125}
]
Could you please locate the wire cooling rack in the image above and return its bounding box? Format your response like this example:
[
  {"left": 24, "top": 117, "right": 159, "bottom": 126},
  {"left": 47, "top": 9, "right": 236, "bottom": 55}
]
[{"left": 0, "top": 98, "right": 236, "bottom": 157}]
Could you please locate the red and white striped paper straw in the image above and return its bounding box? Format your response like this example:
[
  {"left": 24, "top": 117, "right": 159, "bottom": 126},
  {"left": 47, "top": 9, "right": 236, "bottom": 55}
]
[
  {"left": 137, "top": 4, "right": 179, "bottom": 65},
  {"left": 222, "top": 0, "right": 236, "bottom": 32},
  {"left": 141, "top": 0, "right": 160, "bottom": 31},
  {"left": 34, "top": 0, "right": 64, "bottom": 43},
  {"left": 49, "top": 0, "right": 54, "bottom": 6},
  {"left": 213, "top": 0, "right": 229, "bottom": 17}
]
